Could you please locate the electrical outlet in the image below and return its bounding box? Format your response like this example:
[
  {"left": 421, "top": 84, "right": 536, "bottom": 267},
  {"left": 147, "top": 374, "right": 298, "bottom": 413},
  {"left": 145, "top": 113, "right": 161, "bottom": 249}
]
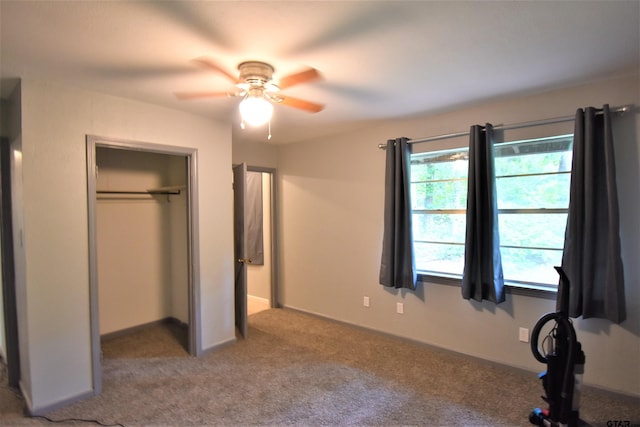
[
  {"left": 396, "top": 302, "right": 404, "bottom": 314},
  {"left": 519, "top": 327, "right": 529, "bottom": 343},
  {"left": 363, "top": 296, "right": 370, "bottom": 307}
]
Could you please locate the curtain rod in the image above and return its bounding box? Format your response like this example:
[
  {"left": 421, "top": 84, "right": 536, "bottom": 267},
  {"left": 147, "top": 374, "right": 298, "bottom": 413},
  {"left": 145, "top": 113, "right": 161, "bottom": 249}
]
[{"left": 377, "top": 104, "right": 634, "bottom": 149}]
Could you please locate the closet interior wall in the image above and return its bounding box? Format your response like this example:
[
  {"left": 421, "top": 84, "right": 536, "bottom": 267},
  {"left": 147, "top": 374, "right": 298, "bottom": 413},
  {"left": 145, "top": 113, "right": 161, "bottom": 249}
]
[{"left": 96, "top": 148, "right": 188, "bottom": 336}]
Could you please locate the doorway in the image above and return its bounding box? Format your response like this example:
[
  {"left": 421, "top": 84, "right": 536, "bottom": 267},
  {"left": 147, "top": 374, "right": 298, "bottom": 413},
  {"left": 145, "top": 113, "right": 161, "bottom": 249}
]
[
  {"left": 233, "top": 165, "right": 279, "bottom": 338},
  {"left": 86, "top": 136, "right": 200, "bottom": 394},
  {"left": 246, "top": 168, "right": 275, "bottom": 315}
]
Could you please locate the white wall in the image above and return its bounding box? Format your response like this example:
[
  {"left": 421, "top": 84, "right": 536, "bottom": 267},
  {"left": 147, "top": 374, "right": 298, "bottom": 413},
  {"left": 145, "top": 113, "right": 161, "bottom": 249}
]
[
  {"left": 277, "top": 73, "right": 640, "bottom": 397},
  {"left": 17, "top": 78, "right": 234, "bottom": 412}
]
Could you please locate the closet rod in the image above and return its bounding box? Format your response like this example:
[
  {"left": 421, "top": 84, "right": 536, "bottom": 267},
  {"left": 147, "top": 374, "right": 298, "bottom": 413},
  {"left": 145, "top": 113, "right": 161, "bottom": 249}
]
[
  {"left": 377, "top": 104, "right": 634, "bottom": 149},
  {"left": 96, "top": 190, "right": 181, "bottom": 195}
]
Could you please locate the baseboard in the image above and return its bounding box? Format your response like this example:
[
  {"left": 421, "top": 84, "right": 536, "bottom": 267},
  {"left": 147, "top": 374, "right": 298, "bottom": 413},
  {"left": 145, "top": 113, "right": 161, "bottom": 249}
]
[
  {"left": 282, "top": 305, "right": 640, "bottom": 402},
  {"left": 23, "top": 384, "right": 94, "bottom": 417},
  {"left": 248, "top": 294, "right": 269, "bottom": 305},
  {"left": 19, "top": 379, "right": 32, "bottom": 415},
  {"left": 9, "top": 366, "right": 95, "bottom": 417},
  {"left": 201, "top": 337, "right": 237, "bottom": 356}
]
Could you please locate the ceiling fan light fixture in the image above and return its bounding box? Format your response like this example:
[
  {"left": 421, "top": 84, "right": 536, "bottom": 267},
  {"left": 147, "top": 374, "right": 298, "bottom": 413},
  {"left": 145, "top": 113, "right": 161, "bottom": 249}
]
[
  {"left": 239, "top": 94, "right": 273, "bottom": 127},
  {"left": 177, "top": 58, "right": 324, "bottom": 129}
]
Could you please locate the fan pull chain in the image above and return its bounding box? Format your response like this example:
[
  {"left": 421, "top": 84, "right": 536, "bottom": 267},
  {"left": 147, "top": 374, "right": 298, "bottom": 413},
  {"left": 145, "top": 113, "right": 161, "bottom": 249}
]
[{"left": 268, "top": 119, "right": 272, "bottom": 140}]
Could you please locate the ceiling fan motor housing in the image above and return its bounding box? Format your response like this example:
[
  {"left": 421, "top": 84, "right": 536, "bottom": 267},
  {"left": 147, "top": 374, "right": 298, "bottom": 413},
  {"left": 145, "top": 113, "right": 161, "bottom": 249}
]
[{"left": 238, "top": 61, "right": 275, "bottom": 86}]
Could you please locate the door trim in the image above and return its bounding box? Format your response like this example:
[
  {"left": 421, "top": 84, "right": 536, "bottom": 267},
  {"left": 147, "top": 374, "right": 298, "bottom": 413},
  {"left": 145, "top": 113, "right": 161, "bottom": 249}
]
[
  {"left": 0, "top": 137, "right": 20, "bottom": 387},
  {"left": 86, "top": 135, "right": 202, "bottom": 395}
]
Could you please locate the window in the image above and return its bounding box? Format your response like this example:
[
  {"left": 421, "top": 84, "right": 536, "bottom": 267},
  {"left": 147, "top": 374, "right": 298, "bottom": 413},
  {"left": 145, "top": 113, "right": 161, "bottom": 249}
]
[{"left": 410, "top": 134, "right": 573, "bottom": 292}]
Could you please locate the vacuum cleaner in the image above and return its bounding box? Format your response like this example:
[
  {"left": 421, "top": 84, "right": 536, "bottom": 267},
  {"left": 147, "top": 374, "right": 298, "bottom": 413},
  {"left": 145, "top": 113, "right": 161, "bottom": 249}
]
[{"left": 529, "top": 266, "right": 586, "bottom": 427}]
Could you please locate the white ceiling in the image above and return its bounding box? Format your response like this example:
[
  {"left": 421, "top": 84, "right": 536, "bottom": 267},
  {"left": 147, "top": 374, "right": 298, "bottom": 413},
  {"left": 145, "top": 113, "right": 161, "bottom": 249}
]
[{"left": 1, "top": 1, "right": 638, "bottom": 144}]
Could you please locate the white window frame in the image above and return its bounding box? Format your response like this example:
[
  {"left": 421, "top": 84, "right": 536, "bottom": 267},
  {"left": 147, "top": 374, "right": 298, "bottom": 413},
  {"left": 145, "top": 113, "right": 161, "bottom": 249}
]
[{"left": 411, "top": 134, "right": 573, "bottom": 296}]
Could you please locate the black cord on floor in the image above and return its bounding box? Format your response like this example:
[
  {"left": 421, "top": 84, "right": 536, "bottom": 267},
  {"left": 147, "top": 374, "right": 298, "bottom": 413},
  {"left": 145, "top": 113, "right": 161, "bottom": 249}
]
[
  {"left": 32, "top": 415, "right": 124, "bottom": 427},
  {"left": 0, "top": 359, "right": 125, "bottom": 427},
  {"left": 3, "top": 362, "right": 124, "bottom": 426}
]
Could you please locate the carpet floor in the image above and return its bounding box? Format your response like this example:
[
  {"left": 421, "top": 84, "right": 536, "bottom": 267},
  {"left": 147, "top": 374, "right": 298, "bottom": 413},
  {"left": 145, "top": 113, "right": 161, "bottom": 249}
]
[{"left": 1, "top": 308, "right": 638, "bottom": 426}]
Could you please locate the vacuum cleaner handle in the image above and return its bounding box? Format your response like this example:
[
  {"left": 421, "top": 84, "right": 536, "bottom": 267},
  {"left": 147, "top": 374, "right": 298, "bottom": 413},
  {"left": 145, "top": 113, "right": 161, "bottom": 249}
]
[{"left": 530, "top": 312, "right": 559, "bottom": 363}]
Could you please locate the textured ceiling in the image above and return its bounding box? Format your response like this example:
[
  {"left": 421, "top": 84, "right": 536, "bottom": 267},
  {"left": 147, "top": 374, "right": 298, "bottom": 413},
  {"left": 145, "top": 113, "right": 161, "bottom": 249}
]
[{"left": 1, "top": 1, "right": 638, "bottom": 144}]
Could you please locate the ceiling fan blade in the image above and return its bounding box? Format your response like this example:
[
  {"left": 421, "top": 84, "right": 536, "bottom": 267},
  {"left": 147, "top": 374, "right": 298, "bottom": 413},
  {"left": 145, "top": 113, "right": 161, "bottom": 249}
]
[
  {"left": 192, "top": 57, "right": 238, "bottom": 83},
  {"left": 174, "top": 91, "right": 235, "bottom": 100},
  {"left": 278, "top": 95, "right": 325, "bottom": 113},
  {"left": 277, "top": 67, "right": 321, "bottom": 90}
]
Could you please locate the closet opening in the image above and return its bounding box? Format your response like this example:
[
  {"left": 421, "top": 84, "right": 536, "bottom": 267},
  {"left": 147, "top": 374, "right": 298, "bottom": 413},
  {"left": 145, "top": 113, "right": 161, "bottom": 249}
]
[{"left": 86, "top": 136, "right": 200, "bottom": 395}]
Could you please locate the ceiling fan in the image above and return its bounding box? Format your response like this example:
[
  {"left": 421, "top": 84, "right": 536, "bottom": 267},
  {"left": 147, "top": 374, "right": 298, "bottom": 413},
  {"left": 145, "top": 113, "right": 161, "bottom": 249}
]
[{"left": 175, "top": 57, "right": 325, "bottom": 127}]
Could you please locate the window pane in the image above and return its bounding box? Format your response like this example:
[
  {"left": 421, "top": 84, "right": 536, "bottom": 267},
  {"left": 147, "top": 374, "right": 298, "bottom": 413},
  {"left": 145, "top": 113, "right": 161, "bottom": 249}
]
[
  {"left": 495, "top": 136, "right": 572, "bottom": 175},
  {"left": 500, "top": 247, "right": 563, "bottom": 285},
  {"left": 410, "top": 134, "right": 572, "bottom": 291},
  {"left": 414, "top": 242, "right": 464, "bottom": 276},
  {"left": 495, "top": 151, "right": 572, "bottom": 175},
  {"left": 413, "top": 213, "right": 466, "bottom": 243},
  {"left": 411, "top": 180, "right": 467, "bottom": 210},
  {"left": 498, "top": 213, "right": 567, "bottom": 249},
  {"left": 496, "top": 173, "right": 571, "bottom": 209},
  {"left": 412, "top": 152, "right": 468, "bottom": 181}
]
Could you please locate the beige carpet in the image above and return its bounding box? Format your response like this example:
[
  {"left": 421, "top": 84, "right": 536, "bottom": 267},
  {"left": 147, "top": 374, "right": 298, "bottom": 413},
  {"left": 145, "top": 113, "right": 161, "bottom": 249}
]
[
  {"left": 1, "top": 308, "right": 639, "bottom": 426},
  {"left": 101, "top": 319, "right": 189, "bottom": 359}
]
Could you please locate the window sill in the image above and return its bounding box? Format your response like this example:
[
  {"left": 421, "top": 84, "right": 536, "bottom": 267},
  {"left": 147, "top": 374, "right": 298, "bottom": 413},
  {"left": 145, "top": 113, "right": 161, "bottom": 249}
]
[{"left": 417, "top": 273, "right": 557, "bottom": 300}]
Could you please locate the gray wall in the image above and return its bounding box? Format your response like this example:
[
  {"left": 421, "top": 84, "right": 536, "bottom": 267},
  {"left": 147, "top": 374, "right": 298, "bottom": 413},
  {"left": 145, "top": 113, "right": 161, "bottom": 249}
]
[
  {"left": 232, "top": 138, "right": 279, "bottom": 169},
  {"left": 276, "top": 73, "right": 640, "bottom": 397}
]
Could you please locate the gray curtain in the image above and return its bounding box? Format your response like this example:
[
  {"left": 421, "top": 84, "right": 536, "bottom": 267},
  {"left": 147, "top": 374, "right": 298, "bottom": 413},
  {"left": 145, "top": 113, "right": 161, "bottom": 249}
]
[
  {"left": 561, "top": 105, "right": 625, "bottom": 323},
  {"left": 246, "top": 171, "right": 264, "bottom": 265},
  {"left": 379, "top": 137, "right": 417, "bottom": 289},
  {"left": 462, "top": 124, "right": 505, "bottom": 303}
]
